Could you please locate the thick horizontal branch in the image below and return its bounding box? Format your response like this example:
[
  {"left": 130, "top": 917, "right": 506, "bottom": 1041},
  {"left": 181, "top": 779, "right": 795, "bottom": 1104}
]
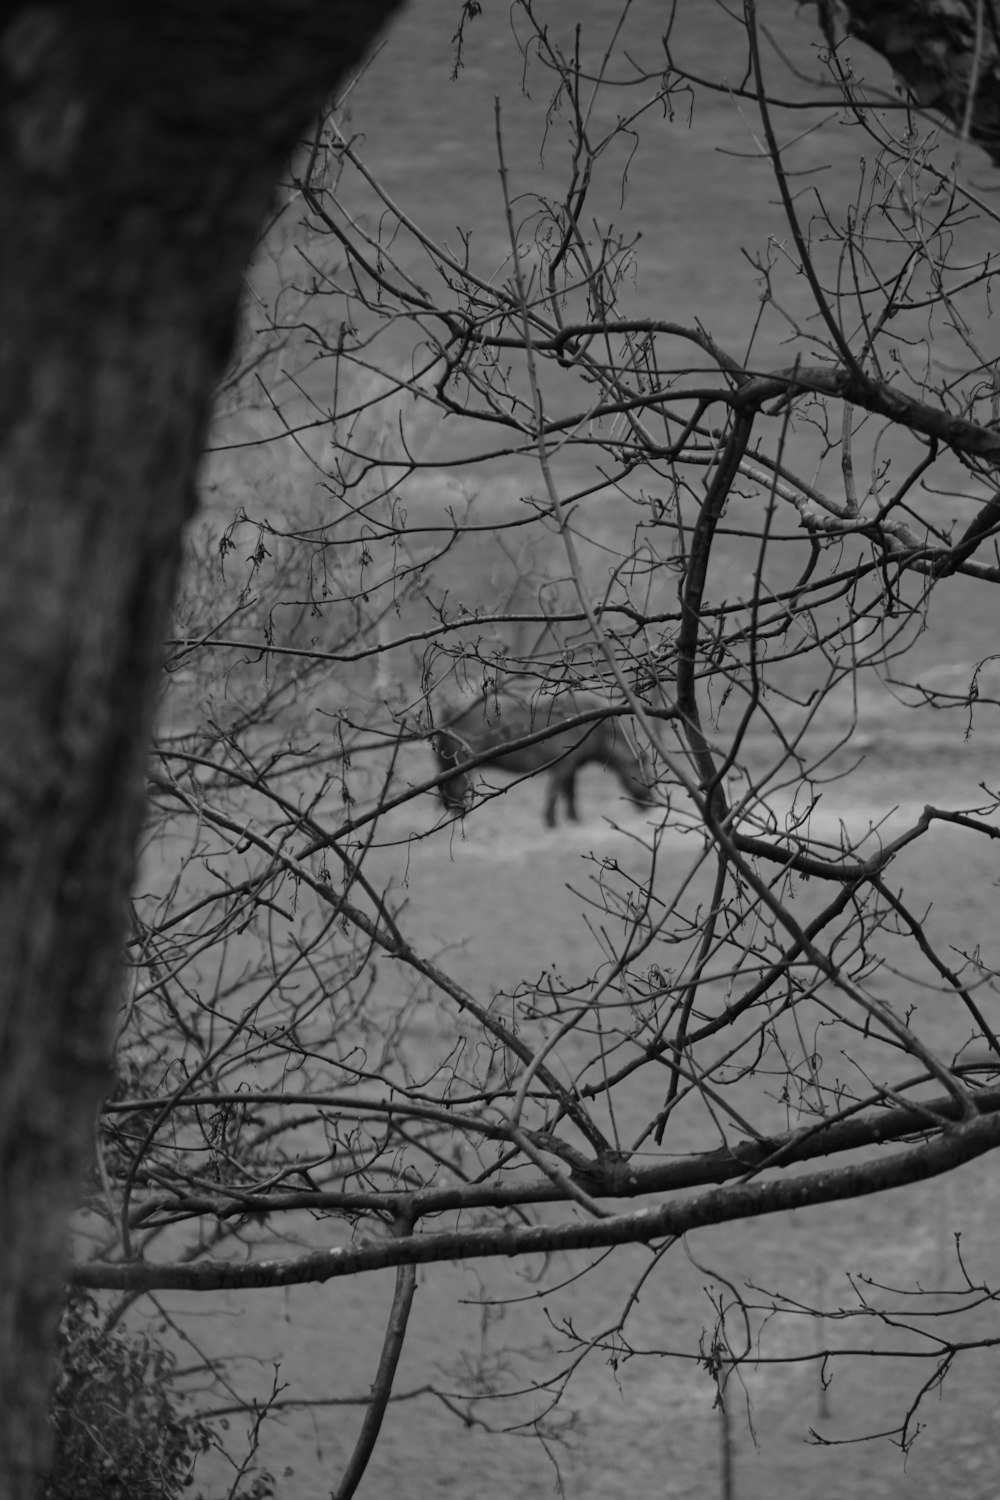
[
  {"left": 105, "top": 1079, "right": 1000, "bottom": 1222},
  {"left": 744, "top": 365, "right": 1000, "bottom": 463},
  {"left": 76, "top": 1087, "right": 1000, "bottom": 1291},
  {"left": 830, "top": 0, "right": 1000, "bottom": 166},
  {"left": 436, "top": 310, "right": 1000, "bottom": 466}
]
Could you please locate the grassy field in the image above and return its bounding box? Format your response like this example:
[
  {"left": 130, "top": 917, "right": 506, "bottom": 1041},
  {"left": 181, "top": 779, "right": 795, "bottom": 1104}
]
[
  {"left": 139, "top": 732, "right": 1000, "bottom": 1500},
  {"left": 142, "top": 3, "right": 1000, "bottom": 1495}
]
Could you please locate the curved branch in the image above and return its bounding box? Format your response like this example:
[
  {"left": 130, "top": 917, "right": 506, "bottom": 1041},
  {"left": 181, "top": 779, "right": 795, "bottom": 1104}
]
[{"left": 332, "top": 1220, "right": 417, "bottom": 1500}]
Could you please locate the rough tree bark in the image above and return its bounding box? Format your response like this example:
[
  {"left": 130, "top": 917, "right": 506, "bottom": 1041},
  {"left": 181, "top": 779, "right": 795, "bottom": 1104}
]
[{"left": 0, "top": 5, "right": 399, "bottom": 1496}]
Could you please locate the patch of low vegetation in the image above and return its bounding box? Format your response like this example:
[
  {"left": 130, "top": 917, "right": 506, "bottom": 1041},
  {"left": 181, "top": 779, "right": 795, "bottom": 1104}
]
[{"left": 45, "top": 1291, "right": 274, "bottom": 1500}]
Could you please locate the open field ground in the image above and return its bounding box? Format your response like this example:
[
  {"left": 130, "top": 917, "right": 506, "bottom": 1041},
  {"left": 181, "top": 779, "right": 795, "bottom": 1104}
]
[
  {"left": 108, "top": 4, "right": 1000, "bottom": 1496},
  {"left": 140, "top": 719, "right": 1000, "bottom": 1500}
]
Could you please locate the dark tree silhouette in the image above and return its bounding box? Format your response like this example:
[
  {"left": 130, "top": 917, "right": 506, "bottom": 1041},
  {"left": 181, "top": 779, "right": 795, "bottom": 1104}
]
[{"left": 0, "top": 7, "right": 399, "bottom": 1496}]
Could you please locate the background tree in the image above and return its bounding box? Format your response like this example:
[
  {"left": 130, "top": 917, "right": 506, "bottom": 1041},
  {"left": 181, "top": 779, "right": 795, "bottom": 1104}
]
[{"left": 0, "top": 7, "right": 400, "bottom": 1498}]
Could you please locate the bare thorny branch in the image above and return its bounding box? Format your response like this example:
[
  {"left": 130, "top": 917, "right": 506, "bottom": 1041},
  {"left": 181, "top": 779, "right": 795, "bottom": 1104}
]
[{"left": 73, "top": 3, "right": 1000, "bottom": 1491}]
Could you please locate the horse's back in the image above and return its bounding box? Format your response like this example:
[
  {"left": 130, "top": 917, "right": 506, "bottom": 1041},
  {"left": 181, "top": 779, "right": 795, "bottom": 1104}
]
[{"left": 436, "top": 689, "right": 601, "bottom": 769}]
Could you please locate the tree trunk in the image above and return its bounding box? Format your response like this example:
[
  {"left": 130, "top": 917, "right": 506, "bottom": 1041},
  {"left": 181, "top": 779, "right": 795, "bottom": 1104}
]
[
  {"left": 0, "top": 6, "right": 399, "bottom": 1496},
  {"left": 818, "top": 0, "right": 1000, "bottom": 163}
]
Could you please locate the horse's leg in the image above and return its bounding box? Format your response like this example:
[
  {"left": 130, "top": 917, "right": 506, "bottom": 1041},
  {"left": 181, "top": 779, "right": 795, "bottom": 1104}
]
[
  {"left": 544, "top": 774, "right": 559, "bottom": 827},
  {"left": 437, "top": 753, "right": 470, "bottom": 814},
  {"left": 564, "top": 770, "right": 579, "bottom": 822}
]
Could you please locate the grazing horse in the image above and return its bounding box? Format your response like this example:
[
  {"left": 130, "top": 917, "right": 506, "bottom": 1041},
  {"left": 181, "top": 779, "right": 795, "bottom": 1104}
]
[{"left": 432, "top": 691, "right": 655, "bottom": 826}]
